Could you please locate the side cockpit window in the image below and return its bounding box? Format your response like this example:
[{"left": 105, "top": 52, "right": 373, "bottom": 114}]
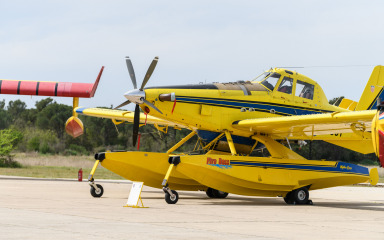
[
  {"left": 277, "top": 77, "right": 293, "bottom": 94},
  {"left": 260, "top": 72, "right": 281, "bottom": 91},
  {"left": 296, "top": 80, "right": 314, "bottom": 100}
]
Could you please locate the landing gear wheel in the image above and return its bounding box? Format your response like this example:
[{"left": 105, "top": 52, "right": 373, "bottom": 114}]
[
  {"left": 206, "top": 188, "right": 229, "bottom": 198},
  {"left": 212, "top": 189, "right": 229, "bottom": 198},
  {"left": 284, "top": 188, "right": 310, "bottom": 205},
  {"left": 165, "top": 190, "right": 179, "bottom": 204},
  {"left": 90, "top": 184, "right": 104, "bottom": 198},
  {"left": 206, "top": 188, "right": 215, "bottom": 198},
  {"left": 283, "top": 192, "right": 294, "bottom": 204},
  {"left": 292, "top": 187, "right": 309, "bottom": 204}
]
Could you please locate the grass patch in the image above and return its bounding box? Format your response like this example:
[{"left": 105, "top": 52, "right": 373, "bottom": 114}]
[
  {"left": 0, "top": 165, "right": 124, "bottom": 180},
  {"left": 0, "top": 154, "right": 123, "bottom": 180}
]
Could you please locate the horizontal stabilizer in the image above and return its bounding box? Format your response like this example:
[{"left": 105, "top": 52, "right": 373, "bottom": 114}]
[{"left": 338, "top": 98, "right": 357, "bottom": 111}]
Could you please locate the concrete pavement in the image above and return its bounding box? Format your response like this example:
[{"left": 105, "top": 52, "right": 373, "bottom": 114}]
[{"left": 1, "top": 177, "right": 384, "bottom": 240}]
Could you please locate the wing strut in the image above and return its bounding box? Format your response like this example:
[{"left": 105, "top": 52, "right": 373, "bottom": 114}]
[
  {"left": 252, "top": 135, "right": 306, "bottom": 160},
  {"left": 166, "top": 131, "right": 196, "bottom": 154},
  {"left": 225, "top": 131, "right": 237, "bottom": 156}
]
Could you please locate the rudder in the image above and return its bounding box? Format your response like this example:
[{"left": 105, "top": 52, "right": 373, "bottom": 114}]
[{"left": 355, "top": 65, "right": 384, "bottom": 111}]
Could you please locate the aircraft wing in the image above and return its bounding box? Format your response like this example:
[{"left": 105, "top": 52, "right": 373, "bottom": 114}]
[
  {"left": 232, "top": 110, "right": 376, "bottom": 139},
  {"left": 0, "top": 66, "right": 104, "bottom": 98},
  {"left": 75, "top": 107, "right": 187, "bottom": 128}
]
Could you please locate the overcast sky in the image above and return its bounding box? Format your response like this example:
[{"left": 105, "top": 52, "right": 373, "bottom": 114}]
[{"left": 1, "top": 0, "right": 383, "bottom": 110}]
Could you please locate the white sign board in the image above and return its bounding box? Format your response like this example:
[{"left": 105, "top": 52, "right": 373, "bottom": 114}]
[{"left": 126, "top": 182, "right": 144, "bottom": 207}]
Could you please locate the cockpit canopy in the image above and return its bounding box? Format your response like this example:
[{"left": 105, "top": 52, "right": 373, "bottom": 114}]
[{"left": 147, "top": 68, "right": 321, "bottom": 102}]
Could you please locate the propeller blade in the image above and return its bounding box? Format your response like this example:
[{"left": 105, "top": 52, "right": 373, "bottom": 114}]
[
  {"left": 114, "top": 100, "right": 131, "bottom": 109},
  {"left": 142, "top": 98, "right": 163, "bottom": 114},
  {"left": 132, "top": 104, "right": 140, "bottom": 146},
  {"left": 126, "top": 56, "right": 137, "bottom": 89},
  {"left": 140, "top": 56, "right": 159, "bottom": 91}
]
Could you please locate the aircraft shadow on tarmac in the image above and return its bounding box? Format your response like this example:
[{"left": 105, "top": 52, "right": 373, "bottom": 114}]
[{"left": 138, "top": 190, "right": 384, "bottom": 211}]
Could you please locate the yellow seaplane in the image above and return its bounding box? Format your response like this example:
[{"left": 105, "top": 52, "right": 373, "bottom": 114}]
[
  {"left": 62, "top": 57, "right": 383, "bottom": 205},
  {"left": 3, "top": 57, "right": 381, "bottom": 205}
]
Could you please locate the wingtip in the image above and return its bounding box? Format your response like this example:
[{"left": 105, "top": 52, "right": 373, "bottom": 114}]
[{"left": 90, "top": 66, "right": 105, "bottom": 97}]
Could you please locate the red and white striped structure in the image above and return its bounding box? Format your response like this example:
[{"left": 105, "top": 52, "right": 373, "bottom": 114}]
[
  {"left": 0, "top": 66, "right": 104, "bottom": 98},
  {"left": 0, "top": 66, "right": 104, "bottom": 138}
]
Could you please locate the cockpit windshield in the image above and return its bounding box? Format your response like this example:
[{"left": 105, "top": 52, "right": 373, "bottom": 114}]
[
  {"left": 260, "top": 72, "right": 281, "bottom": 91},
  {"left": 252, "top": 72, "right": 271, "bottom": 82}
]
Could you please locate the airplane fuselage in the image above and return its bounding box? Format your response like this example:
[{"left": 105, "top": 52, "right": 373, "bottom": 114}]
[{"left": 143, "top": 68, "right": 347, "bottom": 139}]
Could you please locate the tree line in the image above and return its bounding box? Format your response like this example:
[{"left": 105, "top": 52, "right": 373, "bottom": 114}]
[
  {"left": 0, "top": 98, "right": 194, "bottom": 157},
  {"left": 0, "top": 97, "right": 378, "bottom": 166}
]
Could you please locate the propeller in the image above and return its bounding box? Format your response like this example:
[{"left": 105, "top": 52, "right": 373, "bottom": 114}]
[
  {"left": 114, "top": 100, "right": 131, "bottom": 110},
  {"left": 126, "top": 56, "right": 137, "bottom": 89},
  {"left": 142, "top": 98, "right": 163, "bottom": 114},
  {"left": 132, "top": 105, "right": 140, "bottom": 146},
  {"left": 114, "top": 56, "right": 161, "bottom": 147}
]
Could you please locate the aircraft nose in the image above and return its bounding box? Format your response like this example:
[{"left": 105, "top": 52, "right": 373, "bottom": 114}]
[{"left": 123, "top": 89, "right": 145, "bottom": 104}]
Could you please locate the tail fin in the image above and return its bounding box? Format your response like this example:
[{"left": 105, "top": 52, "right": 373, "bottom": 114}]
[{"left": 355, "top": 66, "right": 384, "bottom": 111}]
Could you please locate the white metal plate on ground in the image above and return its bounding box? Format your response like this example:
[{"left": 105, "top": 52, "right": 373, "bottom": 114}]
[{"left": 126, "top": 181, "right": 143, "bottom": 206}]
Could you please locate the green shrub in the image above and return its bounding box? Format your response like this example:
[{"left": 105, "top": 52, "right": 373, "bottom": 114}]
[
  {"left": 20, "top": 128, "right": 59, "bottom": 154},
  {"left": 68, "top": 144, "right": 88, "bottom": 155},
  {"left": 63, "top": 149, "right": 78, "bottom": 156},
  {"left": 27, "top": 136, "right": 40, "bottom": 151},
  {"left": 62, "top": 144, "right": 89, "bottom": 156},
  {"left": 0, "top": 160, "right": 22, "bottom": 168},
  {"left": 40, "top": 143, "right": 53, "bottom": 154},
  {"left": 0, "top": 129, "right": 23, "bottom": 168}
]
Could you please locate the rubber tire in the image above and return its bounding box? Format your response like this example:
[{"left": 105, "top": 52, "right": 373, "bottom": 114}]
[
  {"left": 165, "top": 190, "right": 179, "bottom": 204},
  {"left": 283, "top": 191, "right": 294, "bottom": 204},
  {"left": 206, "top": 188, "right": 229, "bottom": 198},
  {"left": 206, "top": 188, "right": 215, "bottom": 198},
  {"left": 292, "top": 187, "right": 309, "bottom": 205},
  {"left": 90, "top": 184, "right": 104, "bottom": 198},
  {"left": 211, "top": 189, "right": 229, "bottom": 199}
]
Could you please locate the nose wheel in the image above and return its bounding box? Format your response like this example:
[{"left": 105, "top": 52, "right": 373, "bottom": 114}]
[
  {"left": 89, "top": 178, "right": 104, "bottom": 198},
  {"left": 87, "top": 158, "right": 105, "bottom": 198},
  {"left": 90, "top": 183, "right": 104, "bottom": 198},
  {"left": 164, "top": 188, "right": 179, "bottom": 204},
  {"left": 162, "top": 156, "right": 181, "bottom": 204}
]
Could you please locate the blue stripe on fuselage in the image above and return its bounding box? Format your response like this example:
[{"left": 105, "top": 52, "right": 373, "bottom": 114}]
[
  {"left": 177, "top": 96, "right": 329, "bottom": 116},
  {"left": 190, "top": 96, "right": 329, "bottom": 148},
  {"left": 230, "top": 160, "right": 369, "bottom": 176}
]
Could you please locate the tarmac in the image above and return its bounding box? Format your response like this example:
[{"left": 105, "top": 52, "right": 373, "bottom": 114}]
[{"left": 1, "top": 176, "right": 384, "bottom": 240}]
